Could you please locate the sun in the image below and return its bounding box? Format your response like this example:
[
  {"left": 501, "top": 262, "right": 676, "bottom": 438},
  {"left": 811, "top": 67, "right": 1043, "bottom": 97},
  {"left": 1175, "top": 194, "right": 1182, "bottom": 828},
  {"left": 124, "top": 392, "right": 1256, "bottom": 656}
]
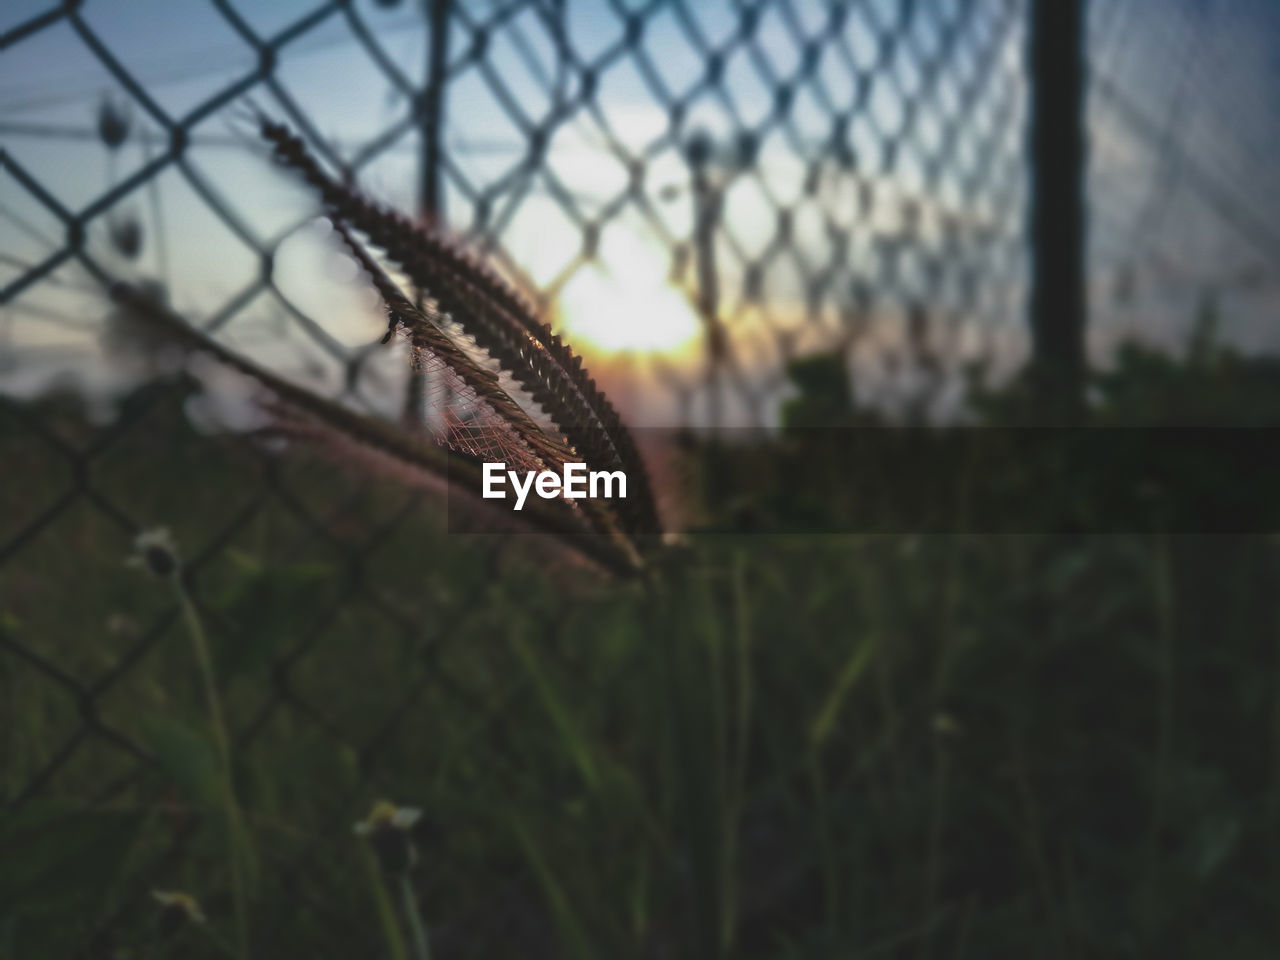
[{"left": 556, "top": 229, "right": 702, "bottom": 355}]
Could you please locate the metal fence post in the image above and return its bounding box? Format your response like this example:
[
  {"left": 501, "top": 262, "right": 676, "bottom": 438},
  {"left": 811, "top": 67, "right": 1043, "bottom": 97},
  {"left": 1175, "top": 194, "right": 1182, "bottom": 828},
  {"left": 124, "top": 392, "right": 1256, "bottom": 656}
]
[
  {"left": 1029, "top": 0, "right": 1087, "bottom": 418},
  {"left": 687, "top": 132, "right": 726, "bottom": 431},
  {"left": 405, "top": 0, "right": 452, "bottom": 426}
]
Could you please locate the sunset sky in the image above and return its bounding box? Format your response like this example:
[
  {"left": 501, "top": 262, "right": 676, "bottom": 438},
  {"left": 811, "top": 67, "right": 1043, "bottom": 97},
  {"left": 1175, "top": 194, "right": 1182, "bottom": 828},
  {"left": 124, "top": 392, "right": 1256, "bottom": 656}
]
[{"left": 2, "top": 0, "right": 1278, "bottom": 425}]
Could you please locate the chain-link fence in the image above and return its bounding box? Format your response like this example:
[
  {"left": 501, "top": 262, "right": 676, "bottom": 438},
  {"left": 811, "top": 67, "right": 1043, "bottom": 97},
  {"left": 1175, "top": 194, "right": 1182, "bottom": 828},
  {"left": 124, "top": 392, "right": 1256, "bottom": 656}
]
[
  {"left": 2, "top": 0, "right": 1034, "bottom": 422},
  {"left": 1088, "top": 0, "right": 1280, "bottom": 353},
  {"left": 3, "top": 0, "right": 1279, "bottom": 955}
]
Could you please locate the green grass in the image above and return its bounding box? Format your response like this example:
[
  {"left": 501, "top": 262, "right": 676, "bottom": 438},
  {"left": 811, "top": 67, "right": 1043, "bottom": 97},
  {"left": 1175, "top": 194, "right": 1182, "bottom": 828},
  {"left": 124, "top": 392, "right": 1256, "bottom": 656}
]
[{"left": 3, "top": 341, "right": 1280, "bottom": 958}]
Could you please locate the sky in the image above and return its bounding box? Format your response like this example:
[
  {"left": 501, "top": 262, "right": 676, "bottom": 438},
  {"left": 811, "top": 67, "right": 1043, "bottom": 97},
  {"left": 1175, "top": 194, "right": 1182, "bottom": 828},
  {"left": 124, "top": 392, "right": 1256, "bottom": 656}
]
[
  {"left": 2, "top": 0, "right": 1278, "bottom": 425},
  {"left": 1085, "top": 0, "right": 1280, "bottom": 353}
]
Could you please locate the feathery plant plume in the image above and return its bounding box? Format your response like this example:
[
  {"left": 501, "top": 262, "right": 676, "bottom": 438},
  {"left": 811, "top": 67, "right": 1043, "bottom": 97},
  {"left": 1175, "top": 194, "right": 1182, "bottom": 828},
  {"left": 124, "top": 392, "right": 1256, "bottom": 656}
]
[
  {"left": 329, "top": 220, "right": 571, "bottom": 473},
  {"left": 251, "top": 113, "right": 661, "bottom": 538},
  {"left": 325, "top": 220, "right": 634, "bottom": 547},
  {"left": 328, "top": 220, "right": 639, "bottom": 546},
  {"left": 108, "top": 283, "right": 644, "bottom": 577}
]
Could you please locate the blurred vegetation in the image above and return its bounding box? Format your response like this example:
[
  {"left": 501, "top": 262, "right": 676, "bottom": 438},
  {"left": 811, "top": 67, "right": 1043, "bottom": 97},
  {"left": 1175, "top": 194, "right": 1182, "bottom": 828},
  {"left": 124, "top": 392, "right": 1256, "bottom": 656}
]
[{"left": 3, "top": 316, "right": 1280, "bottom": 958}]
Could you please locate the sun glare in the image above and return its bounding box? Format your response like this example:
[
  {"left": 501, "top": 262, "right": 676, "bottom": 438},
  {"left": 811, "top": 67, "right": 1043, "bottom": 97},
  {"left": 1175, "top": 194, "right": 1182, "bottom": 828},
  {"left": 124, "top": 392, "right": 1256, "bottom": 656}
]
[{"left": 556, "top": 229, "right": 702, "bottom": 355}]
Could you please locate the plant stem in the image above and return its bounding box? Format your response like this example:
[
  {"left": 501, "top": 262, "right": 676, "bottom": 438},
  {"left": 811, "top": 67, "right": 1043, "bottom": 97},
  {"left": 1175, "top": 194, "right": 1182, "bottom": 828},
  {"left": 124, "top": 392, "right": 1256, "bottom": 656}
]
[
  {"left": 722, "top": 550, "right": 753, "bottom": 950},
  {"left": 400, "top": 873, "right": 432, "bottom": 960},
  {"left": 361, "top": 849, "right": 408, "bottom": 960},
  {"left": 1144, "top": 534, "right": 1175, "bottom": 930},
  {"left": 173, "top": 576, "right": 252, "bottom": 959},
  {"left": 696, "top": 564, "right": 730, "bottom": 953}
]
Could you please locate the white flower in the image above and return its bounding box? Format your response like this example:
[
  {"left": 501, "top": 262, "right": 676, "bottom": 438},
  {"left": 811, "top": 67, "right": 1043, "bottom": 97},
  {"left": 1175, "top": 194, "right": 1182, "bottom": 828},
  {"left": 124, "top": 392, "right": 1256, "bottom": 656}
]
[
  {"left": 126, "top": 527, "right": 180, "bottom": 578},
  {"left": 354, "top": 799, "right": 422, "bottom": 836},
  {"left": 355, "top": 800, "right": 423, "bottom": 873},
  {"left": 151, "top": 889, "right": 206, "bottom": 926}
]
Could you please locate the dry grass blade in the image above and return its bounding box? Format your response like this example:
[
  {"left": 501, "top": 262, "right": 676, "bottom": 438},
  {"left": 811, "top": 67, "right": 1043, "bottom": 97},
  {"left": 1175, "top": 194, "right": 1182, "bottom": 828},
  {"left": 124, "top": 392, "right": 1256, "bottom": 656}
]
[
  {"left": 254, "top": 115, "right": 661, "bottom": 538},
  {"left": 107, "top": 282, "right": 644, "bottom": 577}
]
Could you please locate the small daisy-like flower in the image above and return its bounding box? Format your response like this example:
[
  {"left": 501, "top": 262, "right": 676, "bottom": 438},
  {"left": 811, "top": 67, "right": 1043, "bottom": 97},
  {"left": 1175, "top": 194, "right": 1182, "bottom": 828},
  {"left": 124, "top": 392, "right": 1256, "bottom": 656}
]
[
  {"left": 354, "top": 800, "right": 423, "bottom": 874},
  {"left": 127, "top": 528, "right": 180, "bottom": 579},
  {"left": 151, "top": 889, "right": 206, "bottom": 935}
]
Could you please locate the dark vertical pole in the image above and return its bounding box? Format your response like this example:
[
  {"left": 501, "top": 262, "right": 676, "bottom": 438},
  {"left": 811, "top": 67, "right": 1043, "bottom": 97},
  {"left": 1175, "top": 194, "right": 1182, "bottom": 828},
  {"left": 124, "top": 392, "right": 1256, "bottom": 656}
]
[
  {"left": 405, "top": 0, "right": 451, "bottom": 426},
  {"left": 687, "top": 132, "right": 725, "bottom": 430},
  {"left": 1029, "top": 0, "right": 1087, "bottom": 419},
  {"left": 419, "top": 0, "right": 450, "bottom": 221}
]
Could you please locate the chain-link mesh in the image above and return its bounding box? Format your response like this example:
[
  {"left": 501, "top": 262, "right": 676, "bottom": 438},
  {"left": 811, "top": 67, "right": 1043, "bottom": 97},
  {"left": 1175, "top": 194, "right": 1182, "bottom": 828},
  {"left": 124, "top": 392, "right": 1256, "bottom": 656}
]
[
  {"left": 1087, "top": 0, "right": 1280, "bottom": 352},
  {"left": 3, "top": 0, "right": 1278, "bottom": 954},
  {"left": 2, "top": 0, "right": 1033, "bottom": 421}
]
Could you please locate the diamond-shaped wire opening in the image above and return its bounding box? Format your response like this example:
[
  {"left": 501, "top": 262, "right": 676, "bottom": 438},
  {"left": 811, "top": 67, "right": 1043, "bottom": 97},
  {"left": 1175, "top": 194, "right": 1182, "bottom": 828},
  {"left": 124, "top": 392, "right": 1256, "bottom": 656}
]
[
  {"left": 4, "top": 24, "right": 171, "bottom": 214},
  {"left": 77, "top": 0, "right": 256, "bottom": 120}
]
